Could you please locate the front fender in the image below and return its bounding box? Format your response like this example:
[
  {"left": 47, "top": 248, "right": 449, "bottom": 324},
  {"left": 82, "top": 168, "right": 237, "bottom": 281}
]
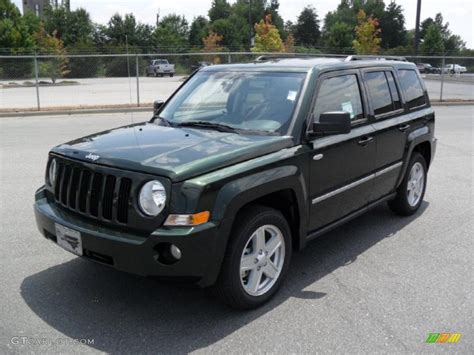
[
  {"left": 207, "top": 165, "right": 308, "bottom": 286},
  {"left": 171, "top": 145, "right": 309, "bottom": 286}
]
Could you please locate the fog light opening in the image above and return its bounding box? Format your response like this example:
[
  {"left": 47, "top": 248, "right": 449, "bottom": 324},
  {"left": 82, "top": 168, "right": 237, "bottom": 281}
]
[{"left": 155, "top": 243, "right": 182, "bottom": 265}]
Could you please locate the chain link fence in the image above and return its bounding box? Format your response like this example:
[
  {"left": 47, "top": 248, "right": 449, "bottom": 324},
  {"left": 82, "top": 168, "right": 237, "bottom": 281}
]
[{"left": 1, "top": 52, "right": 473, "bottom": 112}]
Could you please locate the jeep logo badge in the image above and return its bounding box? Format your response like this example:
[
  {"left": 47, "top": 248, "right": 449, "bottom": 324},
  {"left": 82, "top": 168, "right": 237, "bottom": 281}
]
[{"left": 85, "top": 153, "right": 100, "bottom": 162}]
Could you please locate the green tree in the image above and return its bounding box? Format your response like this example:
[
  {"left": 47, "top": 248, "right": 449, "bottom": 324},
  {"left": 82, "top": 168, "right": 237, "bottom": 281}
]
[
  {"left": 0, "top": 0, "right": 38, "bottom": 77},
  {"left": 189, "top": 16, "right": 209, "bottom": 48},
  {"left": 44, "top": 5, "right": 94, "bottom": 47},
  {"left": 106, "top": 13, "right": 142, "bottom": 46},
  {"left": 251, "top": 14, "right": 284, "bottom": 52},
  {"left": 421, "top": 13, "right": 465, "bottom": 54},
  {"left": 294, "top": 6, "right": 320, "bottom": 47},
  {"left": 0, "top": 0, "right": 37, "bottom": 51},
  {"left": 231, "top": 0, "right": 267, "bottom": 48},
  {"left": 211, "top": 15, "right": 247, "bottom": 50},
  {"left": 323, "top": 0, "right": 358, "bottom": 37},
  {"left": 208, "top": 0, "right": 231, "bottom": 22},
  {"left": 66, "top": 40, "right": 101, "bottom": 77},
  {"left": 324, "top": 22, "right": 353, "bottom": 52},
  {"left": 421, "top": 23, "right": 444, "bottom": 56},
  {"left": 155, "top": 14, "right": 189, "bottom": 51},
  {"left": 379, "top": 1, "right": 406, "bottom": 49},
  {"left": 352, "top": 9, "right": 381, "bottom": 54}
]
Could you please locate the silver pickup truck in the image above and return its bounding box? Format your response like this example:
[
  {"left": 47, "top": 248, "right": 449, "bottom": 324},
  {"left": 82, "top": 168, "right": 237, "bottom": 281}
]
[{"left": 146, "top": 59, "right": 175, "bottom": 77}]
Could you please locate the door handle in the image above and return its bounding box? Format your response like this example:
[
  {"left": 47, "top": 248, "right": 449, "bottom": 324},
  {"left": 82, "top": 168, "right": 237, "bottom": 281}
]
[
  {"left": 358, "top": 136, "right": 374, "bottom": 146},
  {"left": 398, "top": 124, "right": 411, "bottom": 132}
]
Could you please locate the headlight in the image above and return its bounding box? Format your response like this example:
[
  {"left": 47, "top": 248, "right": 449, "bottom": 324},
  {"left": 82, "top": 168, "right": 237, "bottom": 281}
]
[
  {"left": 139, "top": 180, "right": 166, "bottom": 216},
  {"left": 48, "top": 158, "right": 57, "bottom": 187}
]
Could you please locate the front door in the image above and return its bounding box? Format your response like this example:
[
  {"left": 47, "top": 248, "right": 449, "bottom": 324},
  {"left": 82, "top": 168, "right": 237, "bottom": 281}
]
[{"left": 307, "top": 71, "right": 376, "bottom": 231}]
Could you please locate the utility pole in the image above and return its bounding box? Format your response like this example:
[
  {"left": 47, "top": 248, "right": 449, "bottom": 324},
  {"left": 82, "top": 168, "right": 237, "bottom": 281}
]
[{"left": 414, "top": 0, "right": 422, "bottom": 58}]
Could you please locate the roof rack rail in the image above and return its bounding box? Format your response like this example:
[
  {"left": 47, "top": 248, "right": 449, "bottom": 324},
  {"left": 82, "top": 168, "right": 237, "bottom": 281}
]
[
  {"left": 255, "top": 54, "right": 315, "bottom": 62},
  {"left": 345, "top": 55, "right": 407, "bottom": 62}
]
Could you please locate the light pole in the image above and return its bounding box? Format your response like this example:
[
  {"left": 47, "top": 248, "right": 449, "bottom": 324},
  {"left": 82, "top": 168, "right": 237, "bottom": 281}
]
[
  {"left": 247, "top": 0, "right": 252, "bottom": 49},
  {"left": 414, "top": 0, "right": 422, "bottom": 58}
]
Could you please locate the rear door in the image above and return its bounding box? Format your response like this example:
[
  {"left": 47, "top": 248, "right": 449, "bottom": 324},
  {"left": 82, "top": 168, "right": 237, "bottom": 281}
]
[
  {"left": 307, "top": 70, "right": 376, "bottom": 231},
  {"left": 363, "top": 67, "right": 426, "bottom": 202}
]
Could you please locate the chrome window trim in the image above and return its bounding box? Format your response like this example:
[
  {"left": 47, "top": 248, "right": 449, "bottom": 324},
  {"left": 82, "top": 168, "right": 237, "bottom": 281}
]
[{"left": 312, "top": 161, "right": 403, "bottom": 204}]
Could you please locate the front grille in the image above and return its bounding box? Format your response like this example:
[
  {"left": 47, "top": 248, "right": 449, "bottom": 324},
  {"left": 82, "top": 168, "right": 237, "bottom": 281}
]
[{"left": 53, "top": 159, "right": 132, "bottom": 224}]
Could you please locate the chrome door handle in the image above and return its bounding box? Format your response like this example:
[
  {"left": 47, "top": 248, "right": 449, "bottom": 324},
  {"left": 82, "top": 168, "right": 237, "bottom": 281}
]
[
  {"left": 313, "top": 153, "right": 324, "bottom": 161},
  {"left": 398, "top": 124, "right": 411, "bottom": 132},
  {"left": 358, "top": 136, "right": 374, "bottom": 146}
]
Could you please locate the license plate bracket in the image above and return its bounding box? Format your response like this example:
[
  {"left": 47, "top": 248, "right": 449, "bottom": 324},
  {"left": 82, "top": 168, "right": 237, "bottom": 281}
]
[{"left": 55, "top": 223, "right": 83, "bottom": 256}]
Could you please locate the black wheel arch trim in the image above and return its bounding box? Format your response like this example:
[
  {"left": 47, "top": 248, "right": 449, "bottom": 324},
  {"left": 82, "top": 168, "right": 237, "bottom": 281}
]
[{"left": 396, "top": 126, "right": 434, "bottom": 189}]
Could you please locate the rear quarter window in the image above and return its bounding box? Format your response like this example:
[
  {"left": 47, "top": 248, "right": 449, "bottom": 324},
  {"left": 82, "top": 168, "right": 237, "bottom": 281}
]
[{"left": 398, "top": 69, "right": 426, "bottom": 109}]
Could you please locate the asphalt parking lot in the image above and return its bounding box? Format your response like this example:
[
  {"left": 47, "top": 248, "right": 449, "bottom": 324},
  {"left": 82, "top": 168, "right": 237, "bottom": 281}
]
[{"left": 0, "top": 106, "right": 472, "bottom": 353}]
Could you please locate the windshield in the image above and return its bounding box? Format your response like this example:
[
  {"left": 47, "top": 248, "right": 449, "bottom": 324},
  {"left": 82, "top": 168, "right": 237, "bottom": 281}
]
[{"left": 158, "top": 71, "right": 307, "bottom": 134}]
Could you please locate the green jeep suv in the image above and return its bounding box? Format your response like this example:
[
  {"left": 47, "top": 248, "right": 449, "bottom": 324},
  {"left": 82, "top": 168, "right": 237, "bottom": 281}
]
[{"left": 34, "top": 56, "right": 436, "bottom": 309}]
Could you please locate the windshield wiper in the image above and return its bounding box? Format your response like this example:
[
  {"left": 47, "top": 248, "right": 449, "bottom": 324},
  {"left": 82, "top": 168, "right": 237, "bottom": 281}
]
[{"left": 176, "top": 121, "right": 241, "bottom": 134}]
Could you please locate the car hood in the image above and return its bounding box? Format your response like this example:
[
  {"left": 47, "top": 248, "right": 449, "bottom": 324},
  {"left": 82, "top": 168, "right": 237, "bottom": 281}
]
[{"left": 51, "top": 122, "right": 293, "bottom": 182}]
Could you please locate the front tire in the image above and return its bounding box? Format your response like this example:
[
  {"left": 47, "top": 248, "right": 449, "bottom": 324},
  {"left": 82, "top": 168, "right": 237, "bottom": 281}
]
[
  {"left": 213, "top": 205, "right": 292, "bottom": 309},
  {"left": 388, "top": 152, "right": 427, "bottom": 216}
]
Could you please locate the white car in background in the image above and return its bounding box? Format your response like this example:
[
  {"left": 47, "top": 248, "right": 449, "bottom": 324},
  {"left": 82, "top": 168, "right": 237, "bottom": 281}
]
[
  {"left": 442, "top": 64, "right": 467, "bottom": 74},
  {"left": 146, "top": 59, "right": 175, "bottom": 77}
]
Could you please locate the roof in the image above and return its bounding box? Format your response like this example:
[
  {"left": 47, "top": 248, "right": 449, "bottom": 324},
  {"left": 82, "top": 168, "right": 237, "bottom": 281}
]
[{"left": 202, "top": 56, "right": 415, "bottom": 73}]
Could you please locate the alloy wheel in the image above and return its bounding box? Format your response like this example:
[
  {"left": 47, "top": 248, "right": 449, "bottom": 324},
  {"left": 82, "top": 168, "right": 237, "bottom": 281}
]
[{"left": 239, "top": 224, "right": 285, "bottom": 297}]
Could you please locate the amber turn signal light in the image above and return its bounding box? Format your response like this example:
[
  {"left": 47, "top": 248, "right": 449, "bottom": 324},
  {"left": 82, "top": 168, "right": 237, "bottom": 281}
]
[{"left": 164, "top": 211, "right": 210, "bottom": 226}]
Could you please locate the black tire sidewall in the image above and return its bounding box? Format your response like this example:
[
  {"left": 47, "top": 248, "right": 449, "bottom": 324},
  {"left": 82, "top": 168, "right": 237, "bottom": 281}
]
[{"left": 222, "top": 207, "right": 292, "bottom": 308}]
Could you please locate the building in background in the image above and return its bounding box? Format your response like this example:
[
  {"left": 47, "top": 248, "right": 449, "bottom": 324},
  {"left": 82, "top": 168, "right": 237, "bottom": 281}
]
[{"left": 22, "top": 0, "right": 70, "bottom": 18}]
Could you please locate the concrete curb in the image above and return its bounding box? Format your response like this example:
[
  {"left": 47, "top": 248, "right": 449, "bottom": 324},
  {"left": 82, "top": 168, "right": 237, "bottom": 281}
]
[
  {"left": 431, "top": 101, "right": 474, "bottom": 106},
  {"left": 0, "top": 106, "right": 152, "bottom": 118},
  {"left": 1, "top": 101, "right": 473, "bottom": 118}
]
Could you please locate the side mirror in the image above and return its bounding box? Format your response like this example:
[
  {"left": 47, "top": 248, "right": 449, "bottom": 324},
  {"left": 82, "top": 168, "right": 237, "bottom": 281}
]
[
  {"left": 311, "top": 111, "right": 351, "bottom": 135},
  {"left": 153, "top": 100, "right": 165, "bottom": 117}
]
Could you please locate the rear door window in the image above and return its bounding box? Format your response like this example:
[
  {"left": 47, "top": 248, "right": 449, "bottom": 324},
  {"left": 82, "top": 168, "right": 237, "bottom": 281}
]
[
  {"left": 398, "top": 69, "right": 426, "bottom": 109},
  {"left": 312, "top": 74, "right": 364, "bottom": 122},
  {"left": 364, "top": 71, "right": 393, "bottom": 116}
]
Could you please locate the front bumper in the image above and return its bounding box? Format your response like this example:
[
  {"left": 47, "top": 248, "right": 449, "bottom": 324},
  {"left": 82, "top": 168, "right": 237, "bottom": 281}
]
[{"left": 34, "top": 187, "right": 222, "bottom": 287}]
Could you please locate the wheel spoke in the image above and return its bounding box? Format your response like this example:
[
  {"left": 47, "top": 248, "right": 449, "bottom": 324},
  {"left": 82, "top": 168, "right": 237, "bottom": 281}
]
[
  {"left": 254, "top": 227, "right": 266, "bottom": 252},
  {"left": 414, "top": 168, "right": 423, "bottom": 182},
  {"left": 241, "top": 254, "right": 256, "bottom": 272},
  {"left": 265, "top": 235, "right": 281, "bottom": 257},
  {"left": 247, "top": 268, "right": 263, "bottom": 293},
  {"left": 263, "top": 260, "right": 279, "bottom": 279}
]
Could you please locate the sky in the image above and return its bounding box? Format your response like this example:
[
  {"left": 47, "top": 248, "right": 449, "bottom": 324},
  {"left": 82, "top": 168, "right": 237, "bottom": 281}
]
[{"left": 14, "top": 0, "right": 474, "bottom": 48}]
